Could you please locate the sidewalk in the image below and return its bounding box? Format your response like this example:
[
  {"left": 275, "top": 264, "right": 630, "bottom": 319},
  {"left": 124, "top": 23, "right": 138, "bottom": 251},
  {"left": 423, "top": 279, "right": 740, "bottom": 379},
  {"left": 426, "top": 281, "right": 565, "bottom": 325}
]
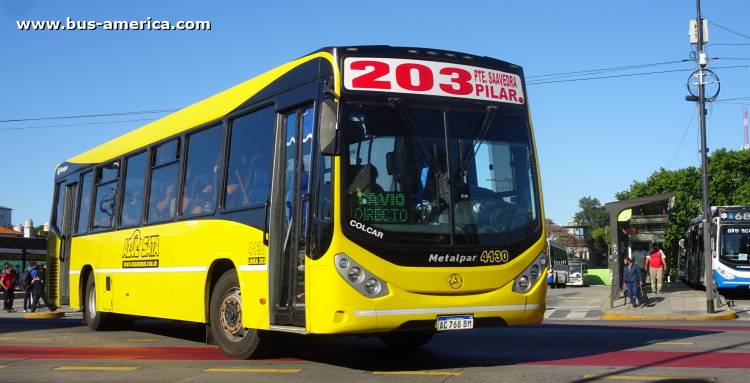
[
  {"left": 601, "top": 281, "right": 737, "bottom": 320},
  {"left": 0, "top": 290, "right": 79, "bottom": 319}
]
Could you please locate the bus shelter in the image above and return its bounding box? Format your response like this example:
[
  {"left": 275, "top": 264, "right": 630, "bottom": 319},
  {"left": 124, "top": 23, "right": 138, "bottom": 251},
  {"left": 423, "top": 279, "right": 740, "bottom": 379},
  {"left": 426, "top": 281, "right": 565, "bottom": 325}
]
[
  {"left": 0, "top": 236, "right": 47, "bottom": 270},
  {"left": 604, "top": 192, "right": 676, "bottom": 308}
]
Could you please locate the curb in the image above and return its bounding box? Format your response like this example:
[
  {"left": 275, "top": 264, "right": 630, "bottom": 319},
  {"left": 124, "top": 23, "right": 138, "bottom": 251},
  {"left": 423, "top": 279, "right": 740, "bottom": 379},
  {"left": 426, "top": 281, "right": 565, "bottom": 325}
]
[
  {"left": 25, "top": 311, "right": 65, "bottom": 319},
  {"left": 601, "top": 310, "right": 737, "bottom": 321}
]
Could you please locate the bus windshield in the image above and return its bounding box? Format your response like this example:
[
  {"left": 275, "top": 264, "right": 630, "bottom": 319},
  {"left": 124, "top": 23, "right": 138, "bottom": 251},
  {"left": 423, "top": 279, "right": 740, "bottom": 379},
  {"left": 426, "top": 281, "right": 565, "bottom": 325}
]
[
  {"left": 343, "top": 102, "right": 540, "bottom": 247},
  {"left": 720, "top": 225, "right": 750, "bottom": 265}
]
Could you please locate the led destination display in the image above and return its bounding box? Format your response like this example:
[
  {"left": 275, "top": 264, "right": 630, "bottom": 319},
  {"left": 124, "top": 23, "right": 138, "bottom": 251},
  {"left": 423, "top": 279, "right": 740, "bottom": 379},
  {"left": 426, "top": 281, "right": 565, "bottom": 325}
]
[{"left": 352, "top": 192, "right": 410, "bottom": 223}]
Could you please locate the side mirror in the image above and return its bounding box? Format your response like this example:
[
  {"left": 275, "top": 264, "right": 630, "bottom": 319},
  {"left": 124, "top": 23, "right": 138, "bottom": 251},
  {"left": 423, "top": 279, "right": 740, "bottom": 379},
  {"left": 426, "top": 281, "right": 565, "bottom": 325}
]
[
  {"left": 385, "top": 151, "right": 394, "bottom": 175},
  {"left": 679, "top": 238, "right": 685, "bottom": 249},
  {"left": 319, "top": 100, "right": 339, "bottom": 156}
]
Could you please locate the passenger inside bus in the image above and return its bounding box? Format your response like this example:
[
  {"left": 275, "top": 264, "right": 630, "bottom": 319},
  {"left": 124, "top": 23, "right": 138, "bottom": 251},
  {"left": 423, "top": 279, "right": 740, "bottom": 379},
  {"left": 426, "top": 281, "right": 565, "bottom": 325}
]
[{"left": 121, "top": 187, "right": 142, "bottom": 225}]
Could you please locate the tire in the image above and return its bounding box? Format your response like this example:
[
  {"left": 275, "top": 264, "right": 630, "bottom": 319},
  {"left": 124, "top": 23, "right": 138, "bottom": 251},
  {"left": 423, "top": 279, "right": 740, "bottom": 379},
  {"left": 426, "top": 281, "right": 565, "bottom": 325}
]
[
  {"left": 84, "top": 273, "right": 116, "bottom": 331},
  {"left": 379, "top": 331, "right": 435, "bottom": 350},
  {"left": 210, "top": 269, "right": 271, "bottom": 359}
]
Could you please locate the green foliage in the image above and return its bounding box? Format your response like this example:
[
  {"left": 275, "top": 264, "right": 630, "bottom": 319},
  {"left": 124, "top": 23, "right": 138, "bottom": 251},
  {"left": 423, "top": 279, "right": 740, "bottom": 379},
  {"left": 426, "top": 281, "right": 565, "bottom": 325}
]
[
  {"left": 573, "top": 196, "right": 609, "bottom": 230},
  {"left": 591, "top": 226, "right": 610, "bottom": 252},
  {"left": 616, "top": 149, "right": 750, "bottom": 275}
]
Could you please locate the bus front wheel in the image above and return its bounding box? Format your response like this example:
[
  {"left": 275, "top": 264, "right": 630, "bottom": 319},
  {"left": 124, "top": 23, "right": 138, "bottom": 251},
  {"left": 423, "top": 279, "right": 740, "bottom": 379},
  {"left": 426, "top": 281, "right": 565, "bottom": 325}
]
[
  {"left": 379, "top": 331, "right": 435, "bottom": 350},
  {"left": 209, "top": 269, "right": 271, "bottom": 359},
  {"left": 84, "top": 273, "right": 116, "bottom": 331}
]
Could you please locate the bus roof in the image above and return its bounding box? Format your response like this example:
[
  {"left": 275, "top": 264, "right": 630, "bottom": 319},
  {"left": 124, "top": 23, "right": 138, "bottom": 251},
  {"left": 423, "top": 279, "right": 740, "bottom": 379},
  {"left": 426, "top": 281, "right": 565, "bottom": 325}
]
[{"left": 58, "top": 45, "right": 523, "bottom": 171}]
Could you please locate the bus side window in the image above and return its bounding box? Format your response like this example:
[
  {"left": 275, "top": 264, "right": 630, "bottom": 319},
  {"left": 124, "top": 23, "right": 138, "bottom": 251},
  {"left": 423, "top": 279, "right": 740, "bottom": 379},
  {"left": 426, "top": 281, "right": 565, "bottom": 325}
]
[
  {"left": 92, "top": 161, "right": 120, "bottom": 230},
  {"left": 76, "top": 172, "right": 94, "bottom": 234},
  {"left": 182, "top": 125, "right": 222, "bottom": 217},
  {"left": 120, "top": 152, "right": 147, "bottom": 226},
  {"left": 224, "top": 106, "right": 275, "bottom": 210},
  {"left": 147, "top": 139, "right": 180, "bottom": 222}
]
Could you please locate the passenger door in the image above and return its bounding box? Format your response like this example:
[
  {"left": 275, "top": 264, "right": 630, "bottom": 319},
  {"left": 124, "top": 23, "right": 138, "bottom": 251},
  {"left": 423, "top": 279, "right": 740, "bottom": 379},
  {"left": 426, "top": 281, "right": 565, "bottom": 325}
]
[
  {"left": 269, "top": 105, "right": 314, "bottom": 327},
  {"left": 59, "top": 183, "right": 77, "bottom": 305}
]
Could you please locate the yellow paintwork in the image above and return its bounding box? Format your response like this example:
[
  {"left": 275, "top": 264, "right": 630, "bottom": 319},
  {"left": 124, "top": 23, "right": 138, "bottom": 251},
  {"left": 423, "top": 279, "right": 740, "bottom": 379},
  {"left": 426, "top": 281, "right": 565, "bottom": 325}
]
[
  {"left": 52, "top": 48, "right": 547, "bottom": 335},
  {"left": 60, "top": 51, "right": 335, "bottom": 167}
]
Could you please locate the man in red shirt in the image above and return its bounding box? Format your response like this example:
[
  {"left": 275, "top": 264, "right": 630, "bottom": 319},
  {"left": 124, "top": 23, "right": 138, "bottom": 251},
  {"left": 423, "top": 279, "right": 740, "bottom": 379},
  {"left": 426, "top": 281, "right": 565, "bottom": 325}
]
[
  {"left": 1, "top": 262, "right": 18, "bottom": 312},
  {"left": 646, "top": 243, "right": 666, "bottom": 294}
]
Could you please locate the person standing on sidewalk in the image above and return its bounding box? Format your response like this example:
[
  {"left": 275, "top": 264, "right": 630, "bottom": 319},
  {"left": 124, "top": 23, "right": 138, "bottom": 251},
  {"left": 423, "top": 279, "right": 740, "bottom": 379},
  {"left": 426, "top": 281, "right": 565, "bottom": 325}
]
[
  {"left": 1, "top": 262, "right": 18, "bottom": 312},
  {"left": 632, "top": 244, "right": 648, "bottom": 282},
  {"left": 646, "top": 243, "right": 666, "bottom": 294},
  {"left": 622, "top": 257, "right": 643, "bottom": 307}
]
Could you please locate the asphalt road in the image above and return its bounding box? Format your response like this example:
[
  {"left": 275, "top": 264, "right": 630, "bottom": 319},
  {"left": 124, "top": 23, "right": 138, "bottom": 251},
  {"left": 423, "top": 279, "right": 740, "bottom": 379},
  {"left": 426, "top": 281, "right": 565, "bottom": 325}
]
[{"left": 1, "top": 285, "right": 750, "bottom": 382}]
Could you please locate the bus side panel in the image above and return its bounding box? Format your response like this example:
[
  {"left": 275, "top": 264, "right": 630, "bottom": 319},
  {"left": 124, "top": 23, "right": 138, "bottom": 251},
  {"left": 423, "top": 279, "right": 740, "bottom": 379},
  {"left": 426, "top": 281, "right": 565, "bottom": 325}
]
[{"left": 70, "top": 220, "right": 267, "bottom": 325}]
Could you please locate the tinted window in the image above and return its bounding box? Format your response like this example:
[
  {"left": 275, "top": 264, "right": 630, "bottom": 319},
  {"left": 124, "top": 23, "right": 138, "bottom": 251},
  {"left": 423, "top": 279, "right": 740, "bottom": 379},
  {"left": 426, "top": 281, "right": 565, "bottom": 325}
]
[
  {"left": 121, "top": 152, "right": 147, "bottom": 226},
  {"left": 76, "top": 172, "right": 93, "bottom": 234},
  {"left": 182, "top": 125, "right": 222, "bottom": 217},
  {"left": 147, "top": 139, "right": 180, "bottom": 222},
  {"left": 224, "top": 106, "right": 275, "bottom": 209},
  {"left": 92, "top": 162, "right": 120, "bottom": 230},
  {"left": 54, "top": 182, "right": 65, "bottom": 230}
]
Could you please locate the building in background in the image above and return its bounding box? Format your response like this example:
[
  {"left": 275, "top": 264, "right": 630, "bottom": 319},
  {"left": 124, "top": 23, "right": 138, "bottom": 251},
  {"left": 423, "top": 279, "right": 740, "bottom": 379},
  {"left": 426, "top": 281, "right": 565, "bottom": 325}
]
[{"left": 0, "top": 206, "right": 11, "bottom": 227}]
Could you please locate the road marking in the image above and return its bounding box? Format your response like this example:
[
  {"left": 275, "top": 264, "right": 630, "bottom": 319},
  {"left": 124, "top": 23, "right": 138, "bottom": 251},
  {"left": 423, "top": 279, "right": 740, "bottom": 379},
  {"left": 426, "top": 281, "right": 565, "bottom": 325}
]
[
  {"left": 0, "top": 337, "right": 52, "bottom": 340},
  {"left": 583, "top": 375, "right": 714, "bottom": 381},
  {"left": 55, "top": 367, "right": 141, "bottom": 371},
  {"left": 0, "top": 366, "right": 5, "bottom": 369},
  {"left": 125, "top": 339, "right": 159, "bottom": 342},
  {"left": 566, "top": 309, "right": 588, "bottom": 319},
  {"left": 203, "top": 368, "right": 302, "bottom": 373},
  {"left": 373, "top": 371, "right": 463, "bottom": 376},
  {"left": 649, "top": 342, "right": 695, "bottom": 345}
]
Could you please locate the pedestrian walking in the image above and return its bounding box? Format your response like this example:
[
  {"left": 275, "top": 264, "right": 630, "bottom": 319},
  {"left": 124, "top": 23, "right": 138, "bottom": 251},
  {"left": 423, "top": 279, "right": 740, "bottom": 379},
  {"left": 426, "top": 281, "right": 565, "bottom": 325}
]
[
  {"left": 646, "top": 243, "right": 667, "bottom": 294},
  {"left": 30, "top": 263, "right": 56, "bottom": 312},
  {"left": 21, "top": 262, "right": 37, "bottom": 312},
  {"left": 622, "top": 256, "right": 643, "bottom": 307},
  {"left": 14, "top": 265, "right": 21, "bottom": 289},
  {"left": 1, "top": 262, "right": 18, "bottom": 312},
  {"left": 631, "top": 244, "right": 648, "bottom": 281}
]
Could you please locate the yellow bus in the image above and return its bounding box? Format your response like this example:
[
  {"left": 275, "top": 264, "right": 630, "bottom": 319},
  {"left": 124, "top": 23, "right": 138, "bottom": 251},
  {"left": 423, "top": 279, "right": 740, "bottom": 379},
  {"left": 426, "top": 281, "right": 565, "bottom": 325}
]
[{"left": 47, "top": 46, "right": 547, "bottom": 358}]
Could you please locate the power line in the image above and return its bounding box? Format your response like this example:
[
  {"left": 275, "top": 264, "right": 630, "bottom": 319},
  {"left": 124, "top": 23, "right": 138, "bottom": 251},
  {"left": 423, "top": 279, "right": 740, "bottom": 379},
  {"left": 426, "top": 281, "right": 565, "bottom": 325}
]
[
  {"left": 527, "top": 65, "right": 750, "bottom": 85},
  {"left": 707, "top": 43, "right": 750, "bottom": 46},
  {"left": 0, "top": 118, "right": 158, "bottom": 132},
  {"left": 668, "top": 106, "right": 698, "bottom": 170},
  {"left": 526, "top": 60, "right": 688, "bottom": 79},
  {"left": 0, "top": 109, "right": 178, "bottom": 123},
  {"left": 708, "top": 20, "right": 750, "bottom": 41}
]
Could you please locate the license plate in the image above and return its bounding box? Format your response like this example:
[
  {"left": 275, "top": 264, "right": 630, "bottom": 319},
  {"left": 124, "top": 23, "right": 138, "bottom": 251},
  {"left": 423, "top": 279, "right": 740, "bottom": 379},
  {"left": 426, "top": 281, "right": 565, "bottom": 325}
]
[{"left": 436, "top": 315, "right": 474, "bottom": 331}]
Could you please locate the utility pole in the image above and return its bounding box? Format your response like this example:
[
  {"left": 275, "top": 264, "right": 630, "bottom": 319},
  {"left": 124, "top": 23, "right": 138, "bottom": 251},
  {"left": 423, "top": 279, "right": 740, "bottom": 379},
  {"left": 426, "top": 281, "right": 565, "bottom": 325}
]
[{"left": 695, "top": 0, "right": 715, "bottom": 314}]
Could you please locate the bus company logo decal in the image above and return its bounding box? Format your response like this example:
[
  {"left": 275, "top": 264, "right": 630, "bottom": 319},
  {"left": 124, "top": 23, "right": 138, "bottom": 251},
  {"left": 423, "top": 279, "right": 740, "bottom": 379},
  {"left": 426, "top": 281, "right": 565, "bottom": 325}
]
[
  {"left": 448, "top": 274, "right": 463, "bottom": 289},
  {"left": 56, "top": 165, "right": 68, "bottom": 176},
  {"left": 428, "top": 253, "right": 477, "bottom": 264},
  {"left": 350, "top": 220, "right": 383, "bottom": 239},
  {"left": 121, "top": 229, "right": 160, "bottom": 268}
]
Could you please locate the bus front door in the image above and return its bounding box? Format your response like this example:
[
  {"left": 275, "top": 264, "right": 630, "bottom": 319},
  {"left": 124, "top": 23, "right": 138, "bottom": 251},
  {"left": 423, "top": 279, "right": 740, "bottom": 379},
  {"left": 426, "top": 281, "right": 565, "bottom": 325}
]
[
  {"left": 59, "top": 183, "right": 78, "bottom": 305},
  {"left": 269, "top": 105, "right": 314, "bottom": 328}
]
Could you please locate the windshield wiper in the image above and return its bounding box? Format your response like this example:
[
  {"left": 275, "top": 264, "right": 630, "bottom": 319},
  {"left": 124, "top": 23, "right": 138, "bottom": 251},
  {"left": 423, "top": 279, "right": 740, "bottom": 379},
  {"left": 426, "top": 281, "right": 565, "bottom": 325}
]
[
  {"left": 389, "top": 98, "right": 444, "bottom": 178},
  {"left": 460, "top": 105, "right": 497, "bottom": 176}
]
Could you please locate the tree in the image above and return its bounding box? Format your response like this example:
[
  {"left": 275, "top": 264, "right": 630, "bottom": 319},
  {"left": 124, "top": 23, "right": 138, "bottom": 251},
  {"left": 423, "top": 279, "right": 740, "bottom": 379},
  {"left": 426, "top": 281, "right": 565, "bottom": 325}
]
[
  {"left": 573, "top": 196, "right": 609, "bottom": 231},
  {"left": 546, "top": 218, "right": 585, "bottom": 249},
  {"left": 615, "top": 148, "right": 750, "bottom": 275},
  {"left": 591, "top": 226, "right": 610, "bottom": 252}
]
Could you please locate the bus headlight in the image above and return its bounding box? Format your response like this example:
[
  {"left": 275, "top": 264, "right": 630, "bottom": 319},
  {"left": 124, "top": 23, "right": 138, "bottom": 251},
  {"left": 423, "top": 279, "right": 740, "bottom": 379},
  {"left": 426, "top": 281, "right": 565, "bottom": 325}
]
[
  {"left": 348, "top": 267, "right": 364, "bottom": 283},
  {"left": 518, "top": 276, "right": 530, "bottom": 290},
  {"left": 365, "top": 278, "right": 381, "bottom": 295},
  {"left": 530, "top": 265, "right": 540, "bottom": 279},
  {"left": 335, "top": 254, "right": 390, "bottom": 298},
  {"left": 513, "top": 252, "right": 546, "bottom": 293},
  {"left": 717, "top": 267, "right": 735, "bottom": 280}
]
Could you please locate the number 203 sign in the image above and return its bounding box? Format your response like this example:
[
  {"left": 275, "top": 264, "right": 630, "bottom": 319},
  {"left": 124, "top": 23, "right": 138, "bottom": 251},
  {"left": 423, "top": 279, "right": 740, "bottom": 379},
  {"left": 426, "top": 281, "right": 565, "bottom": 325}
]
[{"left": 343, "top": 57, "right": 525, "bottom": 105}]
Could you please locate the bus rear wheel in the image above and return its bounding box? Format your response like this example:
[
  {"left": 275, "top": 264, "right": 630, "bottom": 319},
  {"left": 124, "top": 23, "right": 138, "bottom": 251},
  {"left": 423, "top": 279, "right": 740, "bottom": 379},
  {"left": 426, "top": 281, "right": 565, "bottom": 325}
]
[
  {"left": 379, "top": 331, "right": 435, "bottom": 350},
  {"left": 209, "top": 269, "right": 271, "bottom": 359},
  {"left": 84, "top": 273, "right": 116, "bottom": 331}
]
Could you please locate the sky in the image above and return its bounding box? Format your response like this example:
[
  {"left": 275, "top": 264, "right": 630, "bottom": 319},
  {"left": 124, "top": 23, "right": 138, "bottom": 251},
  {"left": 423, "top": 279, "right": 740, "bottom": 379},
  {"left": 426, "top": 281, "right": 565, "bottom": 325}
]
[{"left": 2, "top": 0, "right": 749, "bottom": 227}]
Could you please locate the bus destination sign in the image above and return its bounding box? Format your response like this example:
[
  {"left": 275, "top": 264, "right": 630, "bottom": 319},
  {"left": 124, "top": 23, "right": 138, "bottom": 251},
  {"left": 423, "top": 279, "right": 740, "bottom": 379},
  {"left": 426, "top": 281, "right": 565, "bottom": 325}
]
[
  {"left": 343, "top": 57, "right": 525, "bottom": 105},
  {"left": 352, "top": 191, "right": 410, "bottom": 224}
]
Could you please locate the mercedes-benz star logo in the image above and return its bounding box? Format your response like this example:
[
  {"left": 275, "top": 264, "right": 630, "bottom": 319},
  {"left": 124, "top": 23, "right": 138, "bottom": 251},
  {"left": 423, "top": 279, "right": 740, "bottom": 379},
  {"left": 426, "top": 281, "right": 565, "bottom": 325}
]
[{"left": 448, "top": 274, "right": 463, "bottom": 289}]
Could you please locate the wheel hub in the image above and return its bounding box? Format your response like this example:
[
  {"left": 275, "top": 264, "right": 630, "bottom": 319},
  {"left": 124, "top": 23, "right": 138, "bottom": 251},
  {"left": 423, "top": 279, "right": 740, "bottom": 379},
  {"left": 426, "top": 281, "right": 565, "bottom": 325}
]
[{"left": 219, "top": 288, "right": 248, "bottom": 341}]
